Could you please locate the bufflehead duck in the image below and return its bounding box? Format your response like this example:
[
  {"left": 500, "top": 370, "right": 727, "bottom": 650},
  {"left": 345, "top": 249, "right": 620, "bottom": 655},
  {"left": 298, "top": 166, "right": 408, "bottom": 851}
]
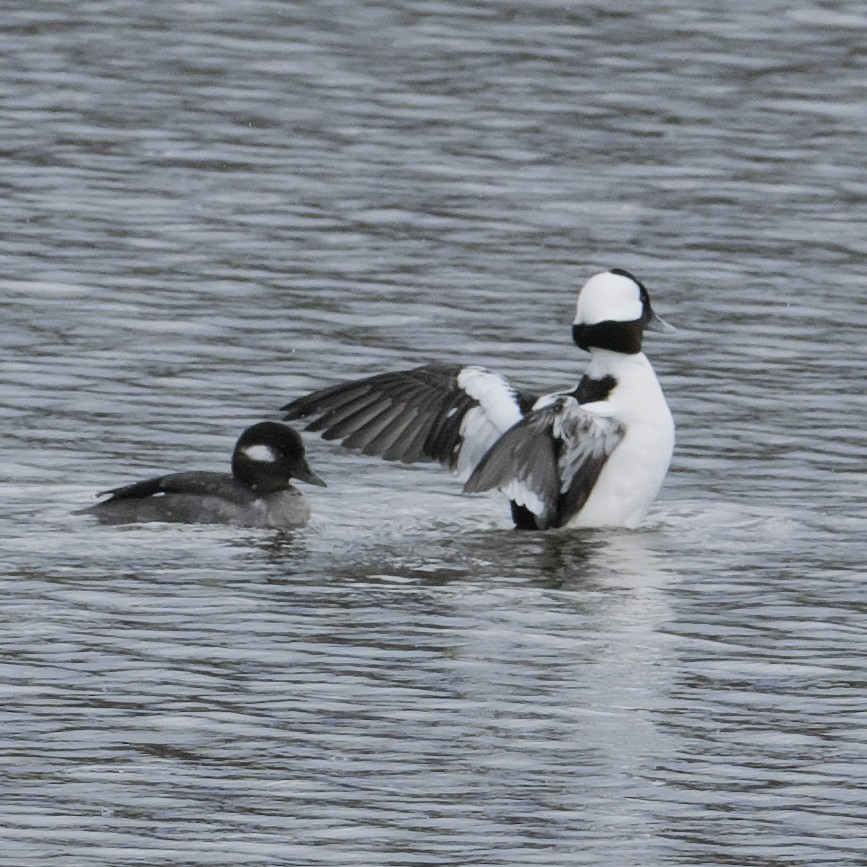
[
  {"left": 282, "top": 268, "right": 674, "bottom": 530},
  {"left": 80, "top": 422, "right": 326, "bottom": 528}
]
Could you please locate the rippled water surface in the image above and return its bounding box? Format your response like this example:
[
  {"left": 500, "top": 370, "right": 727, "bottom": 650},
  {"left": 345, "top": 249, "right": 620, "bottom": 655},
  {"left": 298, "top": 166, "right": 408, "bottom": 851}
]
[{"left": 2, "top": 1, "right": 866, "bottom": 864}]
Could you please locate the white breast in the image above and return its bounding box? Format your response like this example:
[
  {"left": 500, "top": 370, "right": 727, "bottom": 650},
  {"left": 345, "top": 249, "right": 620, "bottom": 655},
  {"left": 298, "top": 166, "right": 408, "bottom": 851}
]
[{"left": 565, "top": 351, "right": 674, "bottom": 528}]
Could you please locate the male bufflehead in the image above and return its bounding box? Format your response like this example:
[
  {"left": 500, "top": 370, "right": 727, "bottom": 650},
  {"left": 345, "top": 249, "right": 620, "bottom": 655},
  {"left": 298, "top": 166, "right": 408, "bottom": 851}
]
[
  {"left": 282, "top": 268, "right": 674, "bottom": 530},
  {"left": 80, "top": 422, "right": 326, "bottom": 528}
]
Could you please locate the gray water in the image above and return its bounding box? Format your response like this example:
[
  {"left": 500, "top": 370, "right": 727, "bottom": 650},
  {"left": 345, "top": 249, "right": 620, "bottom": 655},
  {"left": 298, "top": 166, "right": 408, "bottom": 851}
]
[{"left": 2, "top": 1, "right": 866, "bottom": 864}]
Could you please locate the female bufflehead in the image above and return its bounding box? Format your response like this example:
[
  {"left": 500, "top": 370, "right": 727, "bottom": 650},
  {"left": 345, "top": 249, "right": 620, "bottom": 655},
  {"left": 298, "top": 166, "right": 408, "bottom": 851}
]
[
  {"left": 282, "top": 268, "right": 674, "bottom": 530},
  {"left": 80, "top": 422, "right": 326, "bottom": 528}
]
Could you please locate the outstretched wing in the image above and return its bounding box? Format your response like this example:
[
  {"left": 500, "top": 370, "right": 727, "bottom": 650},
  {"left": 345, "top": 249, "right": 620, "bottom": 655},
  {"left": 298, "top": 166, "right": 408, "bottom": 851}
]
[
  {"left": 98, "top": 472, "right": 253, "bottom": 504},
  {"left": 463, "top": 397, "right": 625, "bottom": 528},
  {"left": 282, "top": 363, "right": 537, "bottom": 479},
  {"left": 463, "top": 409, "right": 561, "bottom": 524}
]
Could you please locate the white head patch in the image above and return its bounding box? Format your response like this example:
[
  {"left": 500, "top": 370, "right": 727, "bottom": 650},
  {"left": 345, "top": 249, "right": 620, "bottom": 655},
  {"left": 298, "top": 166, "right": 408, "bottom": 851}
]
[
  {"left": 574, "top": 271, "right": 643, "bottom": 326},
  {"left": 243, "top": 444, "right": 279, "bottom": 463}
]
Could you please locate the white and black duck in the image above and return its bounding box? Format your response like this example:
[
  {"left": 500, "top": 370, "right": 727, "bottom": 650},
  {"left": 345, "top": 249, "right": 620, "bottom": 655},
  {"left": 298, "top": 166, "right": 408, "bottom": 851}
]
[{"left": 282, "top": 268, "right": 674, "bottom": 530}]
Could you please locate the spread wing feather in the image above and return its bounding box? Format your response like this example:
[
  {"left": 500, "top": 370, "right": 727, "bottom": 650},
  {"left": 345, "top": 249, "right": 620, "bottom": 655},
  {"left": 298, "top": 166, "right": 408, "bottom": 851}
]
[
  {"left": 282, "top": 363, "right": 535, "bottom": 477},
  {"left": 463, "top": 398, "right": 625, "bottom": 528},
  {"left": 463, "top": 410, "right": 561, "bottom": 526}
]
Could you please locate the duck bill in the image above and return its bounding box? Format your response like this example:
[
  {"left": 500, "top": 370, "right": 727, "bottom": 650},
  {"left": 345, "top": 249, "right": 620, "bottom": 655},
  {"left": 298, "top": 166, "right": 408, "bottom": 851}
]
[
  {"left": 645, "top": 311, "right": 676, "bottom": 334},
  {"left": 296, "top": 463, "right": 327, "bottom": 487}
]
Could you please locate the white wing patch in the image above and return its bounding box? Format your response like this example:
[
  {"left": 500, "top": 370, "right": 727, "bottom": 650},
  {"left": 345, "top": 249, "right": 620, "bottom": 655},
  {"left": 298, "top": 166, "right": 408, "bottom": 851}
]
[
  {"left": 455, "top": 367, "right": 524, "bottom": 478},
  {"left": 501, "top": 479, "right": 548, "bottom": 517},
  {"left": 457, "top": 367, "right": 524, "bottom": 431}
]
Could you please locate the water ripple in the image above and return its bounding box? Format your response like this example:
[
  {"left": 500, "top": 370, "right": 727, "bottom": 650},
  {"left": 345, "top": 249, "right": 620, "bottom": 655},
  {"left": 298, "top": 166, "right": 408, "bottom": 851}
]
[{"left": 2, "top": 1, "right": 866, "bottom": 864}]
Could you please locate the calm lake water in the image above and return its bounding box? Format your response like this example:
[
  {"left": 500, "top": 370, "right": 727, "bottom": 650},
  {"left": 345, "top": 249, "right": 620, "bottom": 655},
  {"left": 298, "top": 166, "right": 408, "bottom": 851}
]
[{"left": 2, "top": 1, "right": 866, "bottom": 864}]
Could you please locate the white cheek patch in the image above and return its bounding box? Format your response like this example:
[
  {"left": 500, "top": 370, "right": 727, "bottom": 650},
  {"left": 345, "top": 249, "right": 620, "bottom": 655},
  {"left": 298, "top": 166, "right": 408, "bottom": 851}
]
[{"left": 243, "top": 444, "right": 279, "bottom": 463}]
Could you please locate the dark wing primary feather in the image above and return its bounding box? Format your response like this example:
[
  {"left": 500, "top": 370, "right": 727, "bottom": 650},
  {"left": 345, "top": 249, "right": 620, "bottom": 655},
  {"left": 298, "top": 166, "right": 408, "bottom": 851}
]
[
  {"left": 98, "top": 476, "right": 166, "bottom": 501},
  {"left": 463, "top": 397, "right": 624, "bottom": 528},
  {"left": 99, "top": 472, "right": 255, "bottom": 504},
  {"left": 282, "top": 363, "right": 536, "bottom": 478}
]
